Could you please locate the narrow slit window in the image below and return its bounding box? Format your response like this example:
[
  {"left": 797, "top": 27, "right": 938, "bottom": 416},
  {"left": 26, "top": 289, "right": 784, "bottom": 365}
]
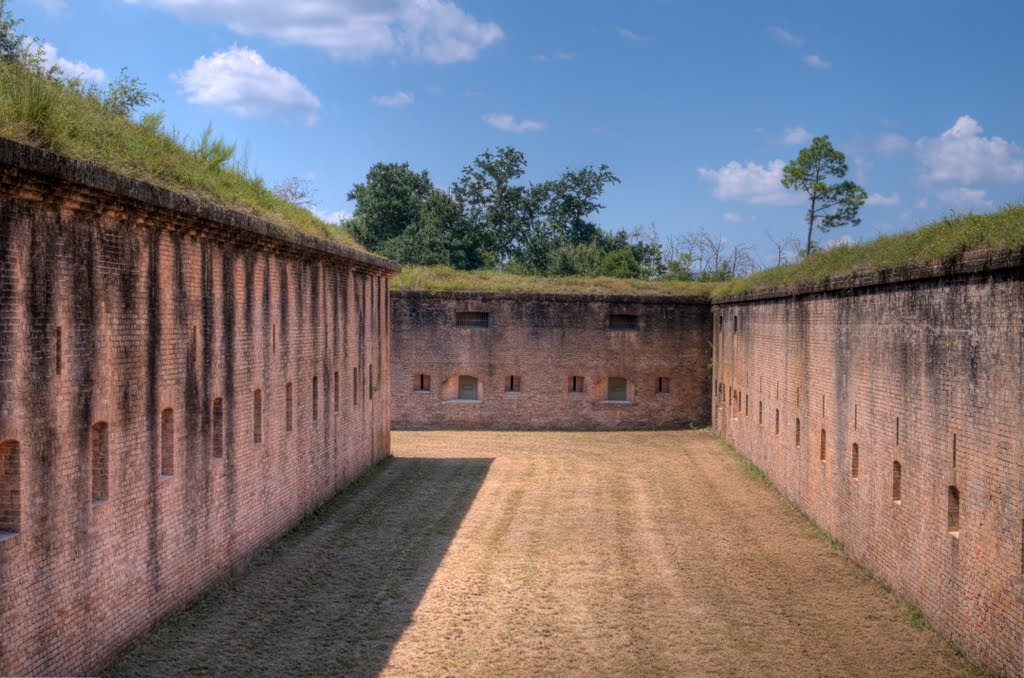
[
  {"left": 91, "top": 422, "right": 109, "bottom": 504},
  {"left": 369, "top": 365, "right": 374, "bottom": 400},
  {"left": 795, "top": 418, "right": 801, "bottom": 446},
  {"left": 0, "top": 440, "right": 20, "bottom": 536},
  {"left": 947, "top": 486, "right": 960, "bottom": 534},
  {"left": 851, "top": 443, "right": 859, "bottom": 479},
  {"left": 733, "top": 315, "right": 738, "bottom": 333},
  {"left": 892, "top": 461, "right": 902, "bottom": 502},
  {"left": 608, "top": 377, "right": 628, "bottom": 402},
  {"left": 775, "top": 409, "right": 779, "bottom": 435},
  {"left": 952, "top": 434, "right": 957, "bottom": 468},
  {"left": 55, "top": 326, "right": 62, "bottom": 374},
  {"left": 507, "top": 375, "right": 521, "bottom": 393},
  {"left": 353, "top": 367, "right": 358, "bottom": 405},
  {"left": 313, "top": 376, "right": 320, "bottom": 421},
  {"left": 657, "top": 377, "right": 670, "bottom": 394},
  {"left": 455, "top": 311, "right": 490, "bottom": 328},
  {"left": 212, "top": 398, "right": 224, "bottom": 458},
  {"left": 334, "top": 371, "right": 340, "bottom": 413},
  {"left": 570, "top": 376, "right": 585, "bottom": 394},
  {"left": 415, "top": 374, "right": 431, "bottom": 392},
  {"left": 609, "top": 314, "right": 639, "bottom": 331},
  {"left": 253, "top": 389, "right": 263, "bottom": 443},
  {"left": 161, "top": 408, "right": 174, "bottom": 478},
  {"left": 759, "top": 401, "right": 763, "bottom": 425},
  {"left": 896, "top": 417, "right": 900, "bottom": 445},
  {"left": 286, "top": 383, "right": 294, "bottom": 431},
  {"left": 745, "top": 394, "right": 748, "bottom": 416},
  {"left": 819, "top": 429, "right": 826, "bottom": 462}
]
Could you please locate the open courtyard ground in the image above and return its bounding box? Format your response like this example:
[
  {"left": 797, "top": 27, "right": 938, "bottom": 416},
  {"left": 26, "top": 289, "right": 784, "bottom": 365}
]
[{"left": 107, "top": 430, "right": 982, "bottom": 677}]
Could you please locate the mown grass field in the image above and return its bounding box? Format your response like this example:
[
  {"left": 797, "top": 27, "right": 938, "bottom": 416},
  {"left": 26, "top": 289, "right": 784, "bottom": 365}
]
[{"left": 106, "top": 431, "right": 982, "bottom": 677}]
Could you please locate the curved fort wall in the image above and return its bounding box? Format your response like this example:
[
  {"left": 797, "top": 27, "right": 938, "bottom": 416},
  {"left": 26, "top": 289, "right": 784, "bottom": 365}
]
[
  {"left": 390, "top": 290, "right": 712, "bottom": 430},
  {"left": 0, "top": 139, "right": 397, "bottom": 676},
  {"left": 712, "top": 253, "right": 1024, "bottom": 676}
]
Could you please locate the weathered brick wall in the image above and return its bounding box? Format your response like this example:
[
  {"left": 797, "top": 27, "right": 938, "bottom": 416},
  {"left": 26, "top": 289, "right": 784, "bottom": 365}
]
[
  {"left": 0, "top": 140, "right": 396, "bottom": 676},
  {"left": 391, "top": 291, "right": 711, "bottom": 430},
  {"left": 712, "top": 256, "right": 1024, "bottom": 677}
]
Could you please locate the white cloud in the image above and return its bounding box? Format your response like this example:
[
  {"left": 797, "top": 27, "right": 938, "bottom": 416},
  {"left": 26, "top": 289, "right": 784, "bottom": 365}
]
[
  {"left": 782, "top": 126, "right": 811, "bottom": 144},
  {"left": 370, "top": 91, "right": 414, "bottom": 107},
  {"left": 875, "top": 132, "right": 911, "bottom": 154},
  {"left": 616, "top": 26, "right": 646, "bottom": 41},
  {"left": 769, "top": 26, "right": 802, "bottom": 46},
  {"left": 915, "top": 197, "right": 929, "bottom": 209},
  {"left": 176, "top": 46, "right": 321, "bottom": 124},
  {"left": 723, "top": 211, "right": 743, "bottom": 223},
  {"left": 40, "top": 42, "right": 106, "bottom": 83},
  {"left": 937, "top": 187, "right": 993, "bottom": 209},
  {"left": 126, "top": 0, "right": 502, "bottom": 64},
  {"left": 804, "top": 54, "right": 831, "bottom": 69},
  {"left": 483, "top": 113, "right": 546, "bottom": 133},
  {"left": 697, "top": 159, "right": 802, "bottom": 206},
  {"left": 317, "top": 208, "right": 353, "bottom": 224},
  {"left": 33, "top": 0, "right": 66, "bottom": 14},
  {"left": 916, "top": 115, "right": 1024, "bottom": 185},
  {"left": 866, "top": 192, "right": 900, "bottom": 206}
]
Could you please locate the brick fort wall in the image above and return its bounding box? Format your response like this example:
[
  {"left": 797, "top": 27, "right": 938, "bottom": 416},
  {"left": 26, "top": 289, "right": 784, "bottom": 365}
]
[
  {"left": 391, "top": 291, "right": 712, "bottom": 430},
  {"left": 712, "top": 255, "right": 1024, "bottom": 677},
  {"left": 0, "top": 139, "right": 397, "bottom": 676}
]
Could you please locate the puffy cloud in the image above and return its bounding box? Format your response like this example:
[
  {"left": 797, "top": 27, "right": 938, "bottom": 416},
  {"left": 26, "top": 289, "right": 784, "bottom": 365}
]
[
  {"left": 875, "top": 132, "right": 911, "bottom": 153},
  {"left": 769, "top": 26, "right": 802, "bottom": 46},
  {"left": 916, "top": 115, "right": 1023, "bottom": 185},
  {"left": 176, "top": 46, "right": 321, "bottom": 124},
  {"left": 616, "top": 26, "right": 646, "bottom": 41},
  {"left": 697, "top": 159, "right": 802, "bottom": 206},
  {"left": 40, "top": 42, "right": 105, "bottom": 83},
  {"left": 804, "top": 54, "right": 831, "bottom": 69},
  {"left": 126, "top": 0, "right": 502, "bottom": 63},
  {"left": 866, "top": 192, "right": 901, "bottom": 206},
  {"left": 483, "top": 113, "right": 546, "bottom": 133},
  {"left": 723, "top": 211, "right": 743, "bottom": 223},
  {"left": 783, "top": 126, "right": 811, "bottom": 144},
  {"left": 915, "top": 197, "right": 929, "bottom": 209},
  {"left": 936, "top": 187, "right": 993, "bottom": 209},
  {"left": 370, "top": 91, "right": 414, "bottom": 107}
]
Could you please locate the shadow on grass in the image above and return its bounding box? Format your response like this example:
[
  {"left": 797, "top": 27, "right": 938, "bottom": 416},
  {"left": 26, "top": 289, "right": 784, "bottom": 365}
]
[{"left": 104, "top": 456, "right": 493, "bottom": 678}]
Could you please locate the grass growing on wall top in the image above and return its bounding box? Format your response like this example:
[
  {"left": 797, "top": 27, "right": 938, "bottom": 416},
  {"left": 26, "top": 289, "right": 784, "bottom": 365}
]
[
  {"left": 0, "top": 62, "right": 361, "bottom": 250},
  {"left": 714, "top": 204, "right": 1024, "bottom": 299},
  {"left": 393, "top": 265, "right": 718, "bottom": 297}
]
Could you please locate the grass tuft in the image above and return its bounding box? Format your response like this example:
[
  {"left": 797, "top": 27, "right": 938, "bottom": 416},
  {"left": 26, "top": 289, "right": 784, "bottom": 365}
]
[{"left": 0, "top": 62, "right": 361, "bottom": 250}]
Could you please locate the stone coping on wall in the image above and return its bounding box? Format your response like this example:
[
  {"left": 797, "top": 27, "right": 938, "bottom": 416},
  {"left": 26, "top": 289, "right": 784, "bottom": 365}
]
[
  {"left": 0, "top": 136, "right": 400, "bottom": 275},
  {"left": 392, "top": 289, "right": 712, "bottom": 305},
  {"left": 716, "top": 248, "right": 1024, "bottom": 306}
]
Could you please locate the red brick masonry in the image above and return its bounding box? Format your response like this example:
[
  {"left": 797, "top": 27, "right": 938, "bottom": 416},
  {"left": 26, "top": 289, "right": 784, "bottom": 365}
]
[
  {"left": 390, "top": 291, "right": 712, "bottom": 430},
  {"left": 713, "top": 254, "right": 1024, "bottom": 677},
  {"left": 0, "top": 139, "right": 397, "bottom": 676}
]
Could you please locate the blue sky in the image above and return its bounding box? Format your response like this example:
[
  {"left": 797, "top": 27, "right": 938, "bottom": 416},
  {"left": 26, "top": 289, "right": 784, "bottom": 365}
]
[{"left": 19, "top": 0, "right": 1024, "bottom": 264}]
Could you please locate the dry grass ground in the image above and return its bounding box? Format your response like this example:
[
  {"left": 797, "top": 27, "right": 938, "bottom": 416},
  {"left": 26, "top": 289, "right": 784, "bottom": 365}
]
[{"left": 107, "top": 430, "right": 983, "bottom": 677}]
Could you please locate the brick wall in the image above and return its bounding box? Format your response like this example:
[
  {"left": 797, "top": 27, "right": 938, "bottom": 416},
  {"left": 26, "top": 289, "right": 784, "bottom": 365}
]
[
  {"left": 712, "top": 257, "right": 1024, "bottom": 677},
  {"left": 0, "top": 140, "right": 396, "bottom": 676},
  {"left": 391, "top": 291, "right": 711, "bottom": 430}
]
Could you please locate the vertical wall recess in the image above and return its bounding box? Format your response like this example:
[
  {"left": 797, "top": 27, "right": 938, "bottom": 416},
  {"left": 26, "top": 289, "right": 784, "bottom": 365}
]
[
  {"left": 948, "top": 486, "right": 961, "bottom": 535},
  {"left": 851, "top": 443, "right": 859, "bottom": 479},
  {"left": 758, "top": 401, "right": 763, "bottom": 425},
  {"left": 313, "top": 376, "right": 319, "bottom": 421},
  {"left": 0, "top": 440, "right": 20, "bottom": 535},
  {"left": 212, "top": 398, "right": 224, "bottom": 459},
  {"left": 795, "top": 418, "right": 801, "bottom": 446},
  {"left": 334, "top": 371, "right": 340, "bottom": 413},
  {"left": 819, "top": 429, "right": 826, "bottom": 462},
  {"left": 775, "top": 409, "right": 780, "bottom": 434},
  {"left": 90, "top": 423, "right": 109, "bottom": 504},
  {"left": 892, "top": 461, "right": 902, "bottom": 503},
  {"left": 55, "top": 326, "right": 62, "bottom": 374},
  {"left": 353, "top": 367, "right": 358, "bottom": 405},
  {"left": 160, "top": 409, "right": 174, "bottom": 478},
  {"left": 253, "top": 389, "right": 262, "bottom": 444},
  {"left": 285, "top": 383, "right": 293, "bottom": 431}
]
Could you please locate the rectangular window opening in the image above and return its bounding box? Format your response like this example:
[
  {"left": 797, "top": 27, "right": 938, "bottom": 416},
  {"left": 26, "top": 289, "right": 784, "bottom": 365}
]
[
  {"left": 507, "top": 375, "right": 521, "bottom": 393},
  {"left": 657, "top": 377, "right": 670, "bottom": 394},
  {"left": 253, "top": 390, "right": 263, "bottom": 444},
  {"left": 608, "top": 377, "right": 628, "bottom": 402},
  {"left": 819, "top": 429, "right": 827, "bottom": 462},
  {"left": 0, "top": 440, "right": 20, "bottom": 535},
  {"left": 161, "top": 408, "right": 174, "bottom": 478},
  {"left": 455, "top": 311, "right": 490, "bottom": 328},
  {"left": 947, "top": 486, "right": 960, "bottom": 535},
  {"left": 892, "top": 461, "right": 902, "bottom": 502},
  {"left": 609, "top": 314, "right": 639, "bottom": 331},
  {"left": 416, "top": 374, "right": 431, "bottom": 392},
  {"left": 570, "top": 376, "right": 585, "bottom": 394},
  {"left": 212, "top": 398, "right": 224, "bottom": 459},
  {"left": 91, "top": 422, "right": 109, "bottom": 504}
]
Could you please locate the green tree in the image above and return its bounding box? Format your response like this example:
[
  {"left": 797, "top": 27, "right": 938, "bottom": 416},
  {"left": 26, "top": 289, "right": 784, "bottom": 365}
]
[
  {"left": 451, "top": 147, "right": 530, "bottom": 262},
  {"left": 781, "top": 135, "right": 868, "bottom": 255},
  {"left": 597, "top": 247, "right": 642, "bottom": 278},
  {"left": 347, "top": 162, "right": 434, "bottom": 252}
]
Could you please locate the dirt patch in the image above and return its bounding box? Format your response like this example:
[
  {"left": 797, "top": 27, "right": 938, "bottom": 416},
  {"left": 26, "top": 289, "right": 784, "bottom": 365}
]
[{"left": 106, "top": 430, "right": 983, "bottom": 677}]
